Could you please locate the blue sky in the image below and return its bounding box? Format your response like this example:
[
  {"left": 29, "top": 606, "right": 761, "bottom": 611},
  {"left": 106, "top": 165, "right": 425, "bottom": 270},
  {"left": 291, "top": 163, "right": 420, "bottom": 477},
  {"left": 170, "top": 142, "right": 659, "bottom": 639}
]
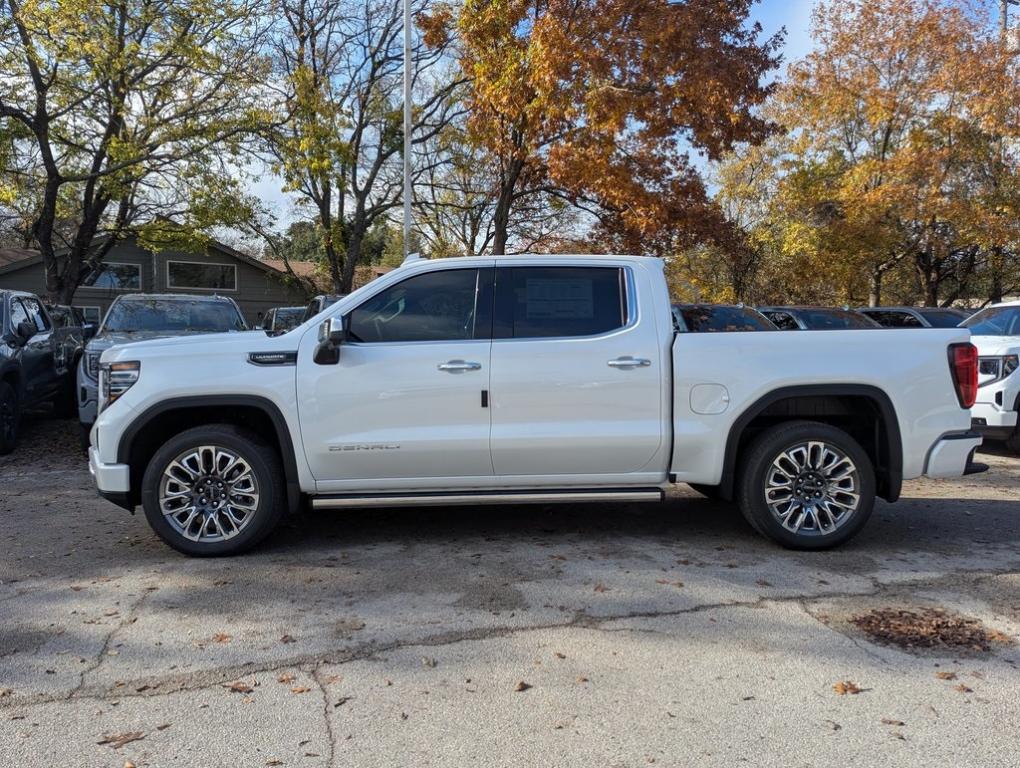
[{"left": 753, "top": 0, "right": 816, "bottom": 70}]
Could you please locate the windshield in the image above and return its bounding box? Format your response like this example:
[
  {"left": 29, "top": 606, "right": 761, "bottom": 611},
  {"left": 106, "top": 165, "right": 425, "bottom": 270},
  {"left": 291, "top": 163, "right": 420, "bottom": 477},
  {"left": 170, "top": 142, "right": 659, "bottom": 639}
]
[
  {"left": 796, "top": 309, "right": 876, "bottom": 330},
  {"left": 678, "top": 305, "right": 775, "bottom": 332},
  {"left": 962, "top": 306, "right": 1020, "bottom": 336},
  {"left": 102, "top": 298, "right": 246, "bottom": 333},
  {"left": 920, "top": 309, "right": 969, "bottom": 328}
]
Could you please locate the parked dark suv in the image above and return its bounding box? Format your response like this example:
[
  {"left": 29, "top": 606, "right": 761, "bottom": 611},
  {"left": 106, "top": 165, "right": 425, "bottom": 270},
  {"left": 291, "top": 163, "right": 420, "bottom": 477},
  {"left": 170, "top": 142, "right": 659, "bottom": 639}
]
[{"left": 1, "top": 290, "right": 79, "bottom": 453}]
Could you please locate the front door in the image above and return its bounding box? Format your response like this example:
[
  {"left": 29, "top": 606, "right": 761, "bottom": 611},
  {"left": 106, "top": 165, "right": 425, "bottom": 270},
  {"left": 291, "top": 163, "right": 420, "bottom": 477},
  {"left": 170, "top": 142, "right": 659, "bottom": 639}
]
[
  {"left": 488, "top": 264, "right": 663, "bottom": 477},
  {"left": 12, "top": 297, "right": 59, "bottom": 403},
  {"left": 297, "top": 265, "right": 494, "bottom": 488}
]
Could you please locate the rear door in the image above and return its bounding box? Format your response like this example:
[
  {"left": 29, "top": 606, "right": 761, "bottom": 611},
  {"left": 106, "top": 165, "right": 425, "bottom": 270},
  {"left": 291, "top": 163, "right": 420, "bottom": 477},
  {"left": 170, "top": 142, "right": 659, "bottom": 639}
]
[
  {"left": 488, "top": 264, "right": 662, "bottom": 477},
  {"left": 297, "top": 265, "right": 495, "bottom": 487}
]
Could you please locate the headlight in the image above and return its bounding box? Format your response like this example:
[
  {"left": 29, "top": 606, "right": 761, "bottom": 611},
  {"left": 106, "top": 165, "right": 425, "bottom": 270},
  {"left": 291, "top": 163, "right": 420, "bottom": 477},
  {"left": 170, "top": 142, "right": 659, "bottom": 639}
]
[
  {"left": 1004, "top": 354, "right": 1019, "bottom": 378},
  {"left": 978, "top": 354, "right": 1019, "bottom": 386},
  {"left": 84, "top": 351, "right": 102, "bottom": 380},
  {"left": 99, "top": 361, "right": 140, "bottom": 411}
]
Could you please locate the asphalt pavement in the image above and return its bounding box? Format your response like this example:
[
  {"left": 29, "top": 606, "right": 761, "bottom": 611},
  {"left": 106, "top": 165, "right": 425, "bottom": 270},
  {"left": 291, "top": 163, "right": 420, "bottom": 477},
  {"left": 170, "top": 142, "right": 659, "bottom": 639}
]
[{"left": 1, "top": 417, "right": 1018, "bottom": 767}]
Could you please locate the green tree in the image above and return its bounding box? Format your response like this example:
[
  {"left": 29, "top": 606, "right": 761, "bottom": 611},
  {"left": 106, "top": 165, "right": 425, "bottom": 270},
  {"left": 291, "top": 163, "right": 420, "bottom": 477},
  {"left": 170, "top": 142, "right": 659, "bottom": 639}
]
[{"left": 0, "top": 0, "right": 272, "bottom": 302}]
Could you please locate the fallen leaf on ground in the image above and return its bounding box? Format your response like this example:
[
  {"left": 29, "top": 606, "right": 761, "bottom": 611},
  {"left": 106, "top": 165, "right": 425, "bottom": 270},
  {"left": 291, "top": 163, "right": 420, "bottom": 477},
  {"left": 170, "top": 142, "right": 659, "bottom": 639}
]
[
  {"left": 224, "top": 681, "right": 254, "bottom": 694},
  {"left": 935, "top": 671, "right": 957, "bottom": 680},
  {"left": 514, "top": 681, "right": 532, "bottom": 692},
  {"left": 823, "top": 719, "right": 841, "bottom": 731},
  {"left": 593, "top": 583, "right": 609, "bottom": 593},
  {"left": 832, "top": 681, "right": 863, "bottom": 695},
  {"left": 97, "top": 732, "right": 145, "bottom": 749},
  {"left": 881, "top": 718, "right": 906, "bottom": 726},
  {"left": 290, "top": 686, "right": 312, "bottom": 694},
  {"left": 277, "top": 674, "right": 296, "bottom": 684},
  {"left": 553, "top": 652, "right": 566, "bottom": 659},
  {"left": 953, "top": 683, "right": 973, "bottom": 694},
  {"left": 212, "top": 633, "right": 232, "bottom": 644},
  {"left": 280, "top": 634, "right": 296, "bottom": 644},
  {"left": 756, "top": 579, "right": 773, "bottom": 587},
  {"left": 576, "top": 676, "right": 589, "bottom": 683},
  {"left": 124, "top": 761, "right": 136, "bottom": 768},
  {"left": 851, "top": 608, "right": 1011, "bottom": 652},
  {"left": 156, "top": 723, "right": 171, "bottom": 731},
  {"left": 266, "top": 761, "right": 284, "bottom": 766}
]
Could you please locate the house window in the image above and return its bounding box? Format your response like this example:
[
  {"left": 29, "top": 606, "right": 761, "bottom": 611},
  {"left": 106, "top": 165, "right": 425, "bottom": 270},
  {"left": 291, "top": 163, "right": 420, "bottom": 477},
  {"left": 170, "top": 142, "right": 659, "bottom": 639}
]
[
  {"left": 167, "top": 261, "right": 237, "bottom": 291},
  {"left": 79, "top": 306, "right": 102, "bottom": 323},
  {"left": 83, "top": 262, "right": 142, "bottom": 290}
]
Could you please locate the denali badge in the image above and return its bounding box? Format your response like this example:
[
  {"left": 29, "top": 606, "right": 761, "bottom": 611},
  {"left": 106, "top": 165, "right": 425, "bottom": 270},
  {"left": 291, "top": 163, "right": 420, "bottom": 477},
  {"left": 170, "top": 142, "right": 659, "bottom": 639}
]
[
  {"left": 329, "top": 443, "right": 401, "bottom": 452},
  {"left": 248, "top": 351, "right": 298, "bottom": 366}
]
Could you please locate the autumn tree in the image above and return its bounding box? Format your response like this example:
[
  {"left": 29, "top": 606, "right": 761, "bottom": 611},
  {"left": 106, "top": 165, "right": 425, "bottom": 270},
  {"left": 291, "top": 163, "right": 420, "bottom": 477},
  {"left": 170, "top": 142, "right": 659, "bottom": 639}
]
[
  {"left": 427, "top": 0, "right": 781, "bottom": 255},
  {"left": 756, "top": 0, "right": 1020, "bottom": 307},
  {"left": 268, "top": 0, "right": 462, "bottom": 293},
  {"left": 0, "top": 0, "right": 271, "bottom": 303}
]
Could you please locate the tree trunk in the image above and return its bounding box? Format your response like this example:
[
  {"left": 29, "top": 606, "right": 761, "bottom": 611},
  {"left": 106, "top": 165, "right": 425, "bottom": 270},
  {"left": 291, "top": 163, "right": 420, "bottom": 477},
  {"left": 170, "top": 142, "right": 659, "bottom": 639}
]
[
  {"left": 868, "top": 268, "right": 882, "bottom": 307},
  {"left": 341, "top": 225, "right": 363, "bottom": 294},
  {"left": 492, "top": 159, "right": 524, "bottom": 255}
]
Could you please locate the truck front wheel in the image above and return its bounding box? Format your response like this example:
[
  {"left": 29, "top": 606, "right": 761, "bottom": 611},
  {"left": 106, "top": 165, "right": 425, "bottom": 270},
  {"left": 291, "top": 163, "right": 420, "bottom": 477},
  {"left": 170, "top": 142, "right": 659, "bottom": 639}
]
[
  {"left": 736, "top": 420, "right": 875, "bottom": 550},
  {"left": 140, "top": 424, "right": 286, "bottom": 556}
]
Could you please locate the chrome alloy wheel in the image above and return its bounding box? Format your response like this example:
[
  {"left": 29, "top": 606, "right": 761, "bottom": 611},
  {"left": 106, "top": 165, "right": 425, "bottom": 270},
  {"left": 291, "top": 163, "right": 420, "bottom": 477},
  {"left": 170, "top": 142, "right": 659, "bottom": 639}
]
[
  {"left": 763, "top": 440, "right": 860, "bottom": 536},
  {"left": 159, "top": 445, "right": 260, "bottom": 542}
]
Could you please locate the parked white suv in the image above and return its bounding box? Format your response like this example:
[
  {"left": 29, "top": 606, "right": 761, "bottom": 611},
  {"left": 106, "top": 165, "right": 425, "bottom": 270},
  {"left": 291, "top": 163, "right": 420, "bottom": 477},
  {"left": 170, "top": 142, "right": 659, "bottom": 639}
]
[
  {"left": 961, "top": 301, "right": 1020, "bottom": 451},
  {"left": 87, "top": 255, "right": 982, "bottom": 556}
]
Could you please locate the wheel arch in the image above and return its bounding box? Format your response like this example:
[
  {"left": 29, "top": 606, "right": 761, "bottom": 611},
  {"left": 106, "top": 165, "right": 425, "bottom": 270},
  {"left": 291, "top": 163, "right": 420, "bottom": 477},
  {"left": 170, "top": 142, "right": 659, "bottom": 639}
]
[
  {"left": 116, "top": 395, "right": 301, "bottom": 512},
  {"left": 718, "top": 384, "right": 903, "bottom": 504}
]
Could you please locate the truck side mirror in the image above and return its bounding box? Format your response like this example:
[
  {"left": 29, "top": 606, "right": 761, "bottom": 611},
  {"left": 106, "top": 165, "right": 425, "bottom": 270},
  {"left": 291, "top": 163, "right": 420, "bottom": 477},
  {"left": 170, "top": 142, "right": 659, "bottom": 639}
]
[
  {"left": 14, "top": 320, "right": 37, "bottom": 346},
  {"left": 313, "top": 316, "right": 346, "bottom": 365},
  {"left": 82, "top": 323, "right": 97, "bottom": 341}
]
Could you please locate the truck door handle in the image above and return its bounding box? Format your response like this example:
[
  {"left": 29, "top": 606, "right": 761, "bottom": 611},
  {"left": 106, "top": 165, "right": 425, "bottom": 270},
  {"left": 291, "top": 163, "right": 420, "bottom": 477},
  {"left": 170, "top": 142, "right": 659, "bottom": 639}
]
[
  {"left": 438, "top": 360, "right": 482, "bottom": 372},
  {"left": 607, "top": 356, "right": 651, "bottom": 369}
]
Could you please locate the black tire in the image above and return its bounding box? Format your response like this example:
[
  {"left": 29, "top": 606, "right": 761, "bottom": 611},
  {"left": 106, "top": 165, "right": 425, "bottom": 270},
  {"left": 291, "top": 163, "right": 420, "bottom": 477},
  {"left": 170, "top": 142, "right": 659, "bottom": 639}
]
[
  {"left": 52, "top": 376, "right": 78, "bottom": 419},
  {"left": 688, "top": 483, "right": 724, "bottom": 500},
  {"left": 0, "top": 382, "right": 19, "bottom": 455},
  {"left": 141, "top": 424, "right": 286, "bottom": 556},
  {"left": 79, "top": 422, "right": 92, "bottom": 453},
  {"left": 1005, "top": 427, "right": 1020, "bottom": 455},
  {"left": 736, "top": 420, "right": 875, "bottom": 550}
]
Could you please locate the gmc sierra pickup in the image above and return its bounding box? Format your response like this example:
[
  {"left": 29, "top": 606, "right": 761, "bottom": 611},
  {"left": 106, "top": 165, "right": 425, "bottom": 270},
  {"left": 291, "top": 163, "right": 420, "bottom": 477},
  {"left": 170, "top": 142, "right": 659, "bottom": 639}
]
[{"left": 87, "top": 255, "right": 982, "bottom": 556}]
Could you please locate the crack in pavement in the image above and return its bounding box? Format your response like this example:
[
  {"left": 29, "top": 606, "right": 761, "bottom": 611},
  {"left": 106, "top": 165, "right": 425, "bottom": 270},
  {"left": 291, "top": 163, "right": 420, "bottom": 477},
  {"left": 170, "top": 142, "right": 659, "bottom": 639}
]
[
  {"left": 311, "top": 665, "right": 338, "bottom": 768},
  {"left": 66, "top": 585, "right": 158, "bottom": 700},
  {"left": 2, "top": 568, "right": 1016, "bottom": 712}
]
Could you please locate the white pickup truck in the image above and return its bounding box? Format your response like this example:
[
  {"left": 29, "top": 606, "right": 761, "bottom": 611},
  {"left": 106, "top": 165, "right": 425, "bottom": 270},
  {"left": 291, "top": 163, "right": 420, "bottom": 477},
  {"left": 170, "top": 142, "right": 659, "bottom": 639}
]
[{"left": 88, "top": 255, "right": 982, "bottom": 556}]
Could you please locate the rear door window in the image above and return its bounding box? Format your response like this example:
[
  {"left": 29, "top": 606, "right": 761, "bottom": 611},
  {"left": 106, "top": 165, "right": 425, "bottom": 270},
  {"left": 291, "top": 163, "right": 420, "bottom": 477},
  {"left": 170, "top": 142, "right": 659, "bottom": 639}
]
[{"left": 494, "top": 266, "right": 627, "bottom": 339}]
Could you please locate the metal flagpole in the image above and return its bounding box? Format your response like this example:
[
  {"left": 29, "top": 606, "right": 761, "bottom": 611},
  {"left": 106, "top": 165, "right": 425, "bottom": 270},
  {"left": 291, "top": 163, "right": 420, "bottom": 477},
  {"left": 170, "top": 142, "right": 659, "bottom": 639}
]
[{"left": 403, "top": 0, "right": 413, "bottom": 259}]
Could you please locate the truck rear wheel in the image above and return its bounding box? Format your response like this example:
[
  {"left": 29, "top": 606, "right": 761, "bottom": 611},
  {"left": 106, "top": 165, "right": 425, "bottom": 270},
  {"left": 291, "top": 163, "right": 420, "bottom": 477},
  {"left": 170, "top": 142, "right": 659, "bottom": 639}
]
[
  {"left": 736, "top": 420, "right": 875, "bottom": 550},
  {"left": 140, "top": 424, "right": 286, "bottom": 556}
]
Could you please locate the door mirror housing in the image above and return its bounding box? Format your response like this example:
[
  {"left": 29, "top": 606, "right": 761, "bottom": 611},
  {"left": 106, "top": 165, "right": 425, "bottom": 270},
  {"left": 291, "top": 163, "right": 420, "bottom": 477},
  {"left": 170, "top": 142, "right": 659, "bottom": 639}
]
[
  {"left": 14, "top": 319, "right": 36, "bottom": 345},
  {"left": 82, "top": 323, "right": 97, "bottom": 341},
  {"left": 314, "top": 316, "right": 346, "bottom": 365},
  {"left": 318, "top": 316, "right": 346, "bottom": 345}
]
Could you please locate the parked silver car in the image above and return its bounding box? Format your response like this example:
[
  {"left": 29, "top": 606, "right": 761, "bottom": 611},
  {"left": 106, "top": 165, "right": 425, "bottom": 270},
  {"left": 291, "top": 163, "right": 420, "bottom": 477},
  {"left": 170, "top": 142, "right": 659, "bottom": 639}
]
[{"left": 77, "top": 294, "right": 247, "bottom": 446}]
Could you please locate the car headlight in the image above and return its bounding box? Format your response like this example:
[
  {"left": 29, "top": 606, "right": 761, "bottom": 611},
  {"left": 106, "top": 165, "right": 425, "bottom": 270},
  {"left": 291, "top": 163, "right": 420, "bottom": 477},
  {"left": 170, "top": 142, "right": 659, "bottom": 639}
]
[
  {"left": 978, "top": 354, "right": 1019, "bottom": 385},
  {"left": 1004, "top": 354, "right": 1019, "bottom": 378},
  {"left": 84, "top": 351, "right": 102, "bottom": 380},
  {"left": 99, "top": 361, "right": 140, "bottom": 411}
]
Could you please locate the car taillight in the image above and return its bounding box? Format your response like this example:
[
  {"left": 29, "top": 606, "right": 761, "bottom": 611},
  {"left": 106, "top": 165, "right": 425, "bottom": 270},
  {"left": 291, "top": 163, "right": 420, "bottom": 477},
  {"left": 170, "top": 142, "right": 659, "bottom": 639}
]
[{"left": 948, "top": 343, "right": 978, "bottom": 409}]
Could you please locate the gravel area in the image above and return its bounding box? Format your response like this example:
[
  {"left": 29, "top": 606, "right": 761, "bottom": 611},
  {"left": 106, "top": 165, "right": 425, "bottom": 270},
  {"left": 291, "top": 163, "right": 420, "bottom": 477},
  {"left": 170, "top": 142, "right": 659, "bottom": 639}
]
[{"left": 1, "top": 415, "right": 1019, "bottom": 767}]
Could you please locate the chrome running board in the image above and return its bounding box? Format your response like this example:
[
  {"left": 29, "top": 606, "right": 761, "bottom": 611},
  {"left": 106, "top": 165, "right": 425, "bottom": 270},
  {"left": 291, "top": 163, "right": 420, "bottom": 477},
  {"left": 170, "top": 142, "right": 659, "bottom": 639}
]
[{"left": 311, "top": 487, "right": 663, "bottom": 510}]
